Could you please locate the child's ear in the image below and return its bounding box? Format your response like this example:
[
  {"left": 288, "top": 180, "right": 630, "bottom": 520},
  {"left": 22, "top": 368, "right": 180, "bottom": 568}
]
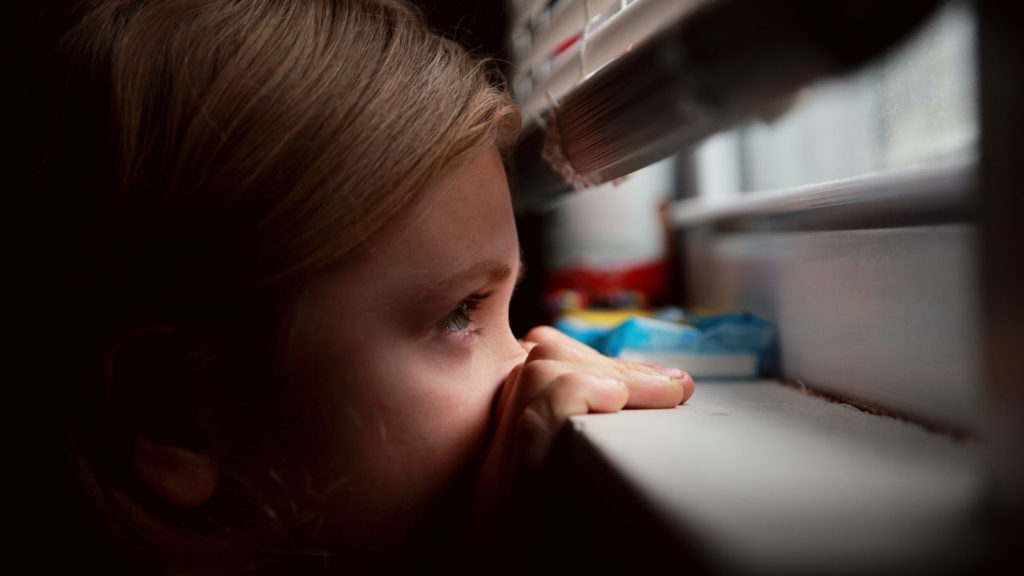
[
  {"left": 104, "top": 325, "right": 221, "bottom": 509},
  {"left": 133, "top": 436, "right": 219, "bottom": 508}
]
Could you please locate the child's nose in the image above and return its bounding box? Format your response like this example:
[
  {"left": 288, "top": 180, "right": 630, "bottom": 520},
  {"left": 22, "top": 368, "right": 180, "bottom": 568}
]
[{"left": 497, "top": 327, "right": 530, "bottom": 370}]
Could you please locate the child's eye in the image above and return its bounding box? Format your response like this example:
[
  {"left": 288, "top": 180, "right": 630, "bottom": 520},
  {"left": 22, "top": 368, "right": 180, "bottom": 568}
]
[
  {"left": 440, "top": 301, "right": 473, "bottom": 333},
  {"left": 438, "top": 292, "right": 490, "bottom": 335}
]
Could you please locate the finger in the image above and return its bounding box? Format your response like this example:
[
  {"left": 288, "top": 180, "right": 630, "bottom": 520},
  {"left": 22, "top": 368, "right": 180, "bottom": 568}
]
[
  {"left": 521, "top": 325, "right": 565, "bottom": 345},
  {"left": 496, "top": 358, "right": 571, "bottom": 442},
  {"left": 524, "top": 340, "right": 594, "bottom": 363},
  {"left": 491, "top": 361, "right": 525, "bottom": 426},
  {"left": 524, "top": 330, "right": 685, "bottom": 395},
  {"left": 677, "top": 370, "right": 695, "bottom": 404},
  {"left": 508, "top": 358, "right": 603, "bottom": 413},
  {"left": 511, "top": 355, "right": 685, "bottom": 411},
  {"left": 610, "top": 364, "right": 686, "bottom": 408},
  {"left": 515, "top": 372, "right": 627, "bottom": 468},
  {"left": 546, "top": 372, "right": 629, "bottom": 415},
  {"left": 621, "top": 362, "right": 695, "bottom": 405},
  {"left": 522, "top": 325, "right": 601, "bottom": 357},
  {"left": 618, "top": 368, "right": 684, "bottom": 405},
  {"left": 518, "top": 339, "right": 538, "bottom": 355}
]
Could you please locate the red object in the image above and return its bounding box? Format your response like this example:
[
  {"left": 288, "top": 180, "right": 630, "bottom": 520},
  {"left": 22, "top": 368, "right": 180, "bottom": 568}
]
[
  {"left": 546, "top": 260, "right": 668, "bottom": 307},
  {"left": 553, "top": 34, "right": 581, "bottom": 57}
]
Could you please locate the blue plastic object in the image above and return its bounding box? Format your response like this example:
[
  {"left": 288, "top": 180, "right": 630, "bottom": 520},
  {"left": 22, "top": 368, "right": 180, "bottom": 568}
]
[{"left": 554, "top": 311, "right": 776, "bottom": 379}]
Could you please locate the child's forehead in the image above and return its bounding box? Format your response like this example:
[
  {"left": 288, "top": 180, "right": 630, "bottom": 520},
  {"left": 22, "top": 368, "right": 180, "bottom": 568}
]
[
  {"left": 319, "top": 144, "right": 518, "bottom": 293},
  {"left": 380, "top": 145, "right": 511, "bottom": 240},
  {"left": 393, "top": 148, "right": 514, "bottom": 257}
]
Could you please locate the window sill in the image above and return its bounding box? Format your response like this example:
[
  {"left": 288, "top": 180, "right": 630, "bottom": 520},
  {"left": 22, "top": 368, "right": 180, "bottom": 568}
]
[
  {"left": 561, "top": 380, "right": 986, "bottom": 575},
  {"left": 669, "top": 155, "right": 975, "bottom": 231}
]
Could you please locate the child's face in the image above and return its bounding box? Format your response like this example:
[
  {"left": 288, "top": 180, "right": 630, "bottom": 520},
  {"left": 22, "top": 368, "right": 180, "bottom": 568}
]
[{"left": 285, "top": 144, "right": 527, "bottom": 549}]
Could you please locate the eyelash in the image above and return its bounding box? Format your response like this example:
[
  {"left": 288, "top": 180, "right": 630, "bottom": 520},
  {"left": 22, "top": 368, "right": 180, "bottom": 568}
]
[{"left": 438, "top": 292, "right": 491, "bottom": 336}]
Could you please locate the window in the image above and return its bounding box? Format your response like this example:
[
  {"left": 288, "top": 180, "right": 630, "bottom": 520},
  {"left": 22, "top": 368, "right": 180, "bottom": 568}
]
[{"left": 692, "top": 1, "right": 977, "bottom": 199}]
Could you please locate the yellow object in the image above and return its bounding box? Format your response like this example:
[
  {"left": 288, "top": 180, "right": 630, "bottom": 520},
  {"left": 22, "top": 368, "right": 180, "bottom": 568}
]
[{"left": 559, "top": 309, "right": 650, "bottom": 328}]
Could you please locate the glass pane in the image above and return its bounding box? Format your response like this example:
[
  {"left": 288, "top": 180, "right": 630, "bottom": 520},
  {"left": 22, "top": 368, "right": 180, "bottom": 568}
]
[{"left": 694, "top": 1, "right": 977, "bottom": 196}]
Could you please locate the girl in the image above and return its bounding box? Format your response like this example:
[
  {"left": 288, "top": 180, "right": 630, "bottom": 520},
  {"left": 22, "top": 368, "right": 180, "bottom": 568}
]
[{"left": 32, "top": 0, "right": 694, "bottom": 573}]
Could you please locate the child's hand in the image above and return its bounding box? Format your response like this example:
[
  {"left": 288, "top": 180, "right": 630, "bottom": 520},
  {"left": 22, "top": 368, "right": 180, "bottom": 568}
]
[{"left": 474, "top": 325, "right": 694, "bottom": 514}]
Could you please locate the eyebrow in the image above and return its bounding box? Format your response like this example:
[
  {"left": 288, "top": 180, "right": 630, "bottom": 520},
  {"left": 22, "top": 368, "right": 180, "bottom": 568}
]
[{"left": 421, "top": 253, "right": 526, "bottom": 300}]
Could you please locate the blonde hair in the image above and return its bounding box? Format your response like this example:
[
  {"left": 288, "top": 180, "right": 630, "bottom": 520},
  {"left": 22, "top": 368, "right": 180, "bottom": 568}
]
[
  {"left": 52, "top": 0, "right": 519, "bottom": 570},
  {"left": 74, "top": 0, "right": 518, "bottom": 292}
]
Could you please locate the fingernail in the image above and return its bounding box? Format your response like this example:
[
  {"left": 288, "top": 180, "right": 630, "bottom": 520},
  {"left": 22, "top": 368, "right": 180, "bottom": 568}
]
[
  {"left": 654, "top": 366, "right": 685, "bottom": 379},
  {"left": 630, "top": 361, "right": 684, "bottom": 379}
]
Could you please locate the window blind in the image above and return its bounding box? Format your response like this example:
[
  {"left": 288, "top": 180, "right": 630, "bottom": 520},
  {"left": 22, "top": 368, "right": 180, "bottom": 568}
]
[
  {"left": 508, "top": 0, "right": 944, "bottom": 203},
  {"left": 511, "top": 0, "right": 706, "bottom": 124}
]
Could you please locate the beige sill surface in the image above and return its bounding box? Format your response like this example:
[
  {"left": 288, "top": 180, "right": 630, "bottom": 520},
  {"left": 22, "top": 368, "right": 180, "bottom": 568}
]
[{"left": 568, "top": 380, "right": 986, "bottom": 575}]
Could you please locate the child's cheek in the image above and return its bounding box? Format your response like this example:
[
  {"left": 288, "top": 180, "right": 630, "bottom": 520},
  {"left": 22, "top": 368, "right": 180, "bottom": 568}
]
[{"left": 420, "top": 332, "right": 478, "bottom": 374}]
